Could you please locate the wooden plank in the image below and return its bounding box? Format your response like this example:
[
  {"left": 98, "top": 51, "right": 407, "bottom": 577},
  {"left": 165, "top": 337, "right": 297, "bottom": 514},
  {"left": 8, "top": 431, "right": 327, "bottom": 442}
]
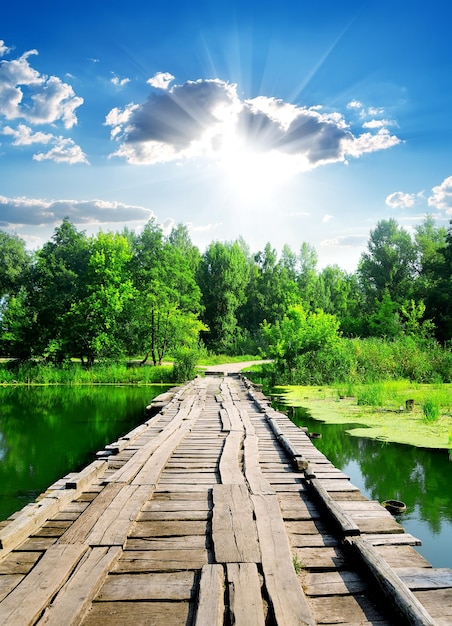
[
  {"left": 87, "top": 485, "right": 153, "bottom": 547},
  {"left": 83, "top": 600, "right": 191, "bottom": 625},
  {"left": 0, "top": 497, "right": 60, "bottom": 559},
  {"left": 0, "top": 544, "right": 88, "bottom": 624},
  {"left": 65, "top": 460, "right": 107, "bottom": 490},
  {"left": 212, "top": 484, "right": 260, "bottom": 563},
  {"left": 39, "top": 546, "right": 121, "bottom": 625},
  {"left": 227, "top": 562, "right": 266, "bottom": 626},
  {"left": 59, "top": 482, "right": 123, "bottom": 544},
  {"left": 375, "top": 545, "right": 432, "bottom": 569},
  {"left": 243, "top": 434, "right": 275, "bottom": 495},
  {"left": 0, "top": 574, "right": 23, "bottom": 602},
  {"left": 125, "top": 536, "right": 207, "bottom": 551},
  {"left": 115, "top": 550, "right": 207, "bottom": 572},
  {"left": 414, "top": 589, "right": 452, "bottom": 625},
  {"left": 347, "top": 536, "right": 437, "bottom": 626},
  {"left": 219, "top": 431, "right": 246, "bottom": 485},
  {"left": 293, "top": 546, "right": 347, "bottom": 570},
  {"left": 0, "top": 550, "right": 42, "bottom": 575},
  {"left": 308, "top": 477, "right": 360, "bottom": 536},
  {"left": 308, "top": 594, "right": 391, "bottom": 624},
  {"left": 130, "top": 521, "right": 206, "bottom": 537},
  {"left": 305, "top": 570, "right": 368, "bottom": 596},
  {"left": 364, "top": 533, "right": 422, "bottom": 546},
  {"left": 252, "top": 493, "right": 315, "bottom": 626},
  {"left": 396, "top": 567, "right": 452, "bottom": 590},
  {"left": 96, "top": 571, "right": 196, "bottom": 601},
  {"left": 194, "top": 564, "right": 225, "bottom": 626}
]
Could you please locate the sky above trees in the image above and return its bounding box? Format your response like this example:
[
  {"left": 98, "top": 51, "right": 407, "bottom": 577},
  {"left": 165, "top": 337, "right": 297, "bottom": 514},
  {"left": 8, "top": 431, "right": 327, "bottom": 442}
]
[{"left": 1, "top": 0, "right": 451, "bottom": 270}]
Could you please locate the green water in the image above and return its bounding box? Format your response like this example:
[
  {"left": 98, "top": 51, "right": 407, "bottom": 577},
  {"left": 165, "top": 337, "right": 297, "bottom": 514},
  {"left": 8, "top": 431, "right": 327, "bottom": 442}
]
[
  {"left": 271, "top": 396, "right": 452, "bottom": 570},
  {"left": 0, "top": 385, "right": 170, "bottom": 521}
]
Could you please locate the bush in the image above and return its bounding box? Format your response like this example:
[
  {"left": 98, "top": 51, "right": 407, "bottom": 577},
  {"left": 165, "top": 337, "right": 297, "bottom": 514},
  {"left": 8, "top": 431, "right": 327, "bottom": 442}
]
[{"left": 171, "top": 347, "right": 201, "bottom": 382}]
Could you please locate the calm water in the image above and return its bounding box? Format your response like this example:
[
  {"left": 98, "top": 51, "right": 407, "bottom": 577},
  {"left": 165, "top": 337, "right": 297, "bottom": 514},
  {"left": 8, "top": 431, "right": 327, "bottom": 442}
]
[
  {"left": 0, "top": 385, "right": 170, "bottom": 521},
  {"left": 271, "top": 393, "right": 452, "bottom": 570}
]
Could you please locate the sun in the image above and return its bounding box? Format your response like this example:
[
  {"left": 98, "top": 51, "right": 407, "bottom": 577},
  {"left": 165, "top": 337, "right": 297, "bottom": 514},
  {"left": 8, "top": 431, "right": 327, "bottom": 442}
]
[{"left": 215, "top": 134, "right": 303, "bottom": 204}]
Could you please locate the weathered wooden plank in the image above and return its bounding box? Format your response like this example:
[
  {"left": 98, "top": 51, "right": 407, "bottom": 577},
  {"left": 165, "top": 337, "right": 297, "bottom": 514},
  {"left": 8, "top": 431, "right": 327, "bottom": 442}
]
[
  {"left": 293, "top": 546, "right": 347, "bottom": 570},
  {"left": 396, "top": 567, "right": 452, "bottom": 590},
  {"left": 212, "top": 484, "right": 260, "bottom": 563},
  {"left": 308, "top": 594, "right": 391, "bottom": 624},
  {"left": 219, "top": 431, "right": 246, "bottom": 485},
  {"left": 137, "top": 510, "right": 208, "bottom": 521},
  {"left": 87, "top": 485, "right": 153, "bottom": 546},
  {"left": 304, "top": 570, "right": 369, "bottom": 596},
  {"left": 347, "top": 536, "right": 437, "bottom": 626},
  {"left": 0, "top": 550, "right": 42, "bottom": 575},
  {"left": 0, "top": 574, "right": 24, "bottom": 602},
  {"left": 375, "top": 545, "right": 432, "bottom": 569},
  {"left": 115, "top": 549, "right": 208, "bottom": 572},
  {"left": 194, "top": 564, "right": 225, "bottom": 626},
  {"left": 0, "top": 543, "right": 88, "bottom": 624},
  {"left": 364, "top": 533, "right": 422, "bottom": 546},
  {"left": 65, "top": 460, "right": 107, "bottom": 490},
  {"left": 39, "top": 546, "right": 121, "bottom": 625},
  {"left": 414, "top": 589, "right": 452, "bottom": 625},
  {"left": 130, "top": 520, "right": 206, "bottom": 537},
  {"left": 243, "top": 434, "right": 275, "bottom": 495},
  {"left": 252, "top": 493, "right": 315, "bottom": 626},
  {"left": 83, "top": 600, "right": 191, "bottom": 625},
  {"left": 308, "top": 477, "right": 360, "bottom": 537},
  {"left": 227, "top": 562, "right": 266, "bottom": 626},
  {"left": 96, "top": 571, "right": 196, "bottom": 601},
  {"left": 125, "top": 536, "right": 207, "bottom": 551}
]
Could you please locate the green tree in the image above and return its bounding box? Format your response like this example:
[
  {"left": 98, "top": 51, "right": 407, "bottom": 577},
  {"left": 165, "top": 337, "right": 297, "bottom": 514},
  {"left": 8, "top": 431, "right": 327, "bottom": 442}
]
[
  {"left": 127, "top": 220, "right": 204, "bottom": 365},
  {"left": 426, "top": 220, "right": 452, "bottom": 342},
  {"left": 197, "top": 240, "right": 250, "bottom": 353},
  {"left": 0, "top": 231, "right": 31, "bottom": 298},
  {"left": 66, "top": 231, "right": 135, "bottom": 365},
  {"left": 297, "top": 242, "right": 319, "bottom": 307},
  {"left": 358, "top": 219, "right": 417, "bottom": 307}
]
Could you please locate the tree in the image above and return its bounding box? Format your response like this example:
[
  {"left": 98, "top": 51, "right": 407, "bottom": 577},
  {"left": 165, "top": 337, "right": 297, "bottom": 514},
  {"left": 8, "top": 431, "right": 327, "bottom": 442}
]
[
  {"left": 197, "top": 240, "right": 250, "bottom": 353},
  {"left": 358, "top": 219, "right": 417, "bottom": 307},
  {"left": 127, "top": 220, "right": 204, "bottom": 365},
  {"left": 425, "top": 220, "right": 452, "bottom": 342},
  {"left": 66, "top": 231, "right": 135, "bottom": 364},
  {"left": 298, "top": 242, "right": 319, "bottom": 308},
  {"left": 0, "top": 231, "right": 31, "bottom": 298}
]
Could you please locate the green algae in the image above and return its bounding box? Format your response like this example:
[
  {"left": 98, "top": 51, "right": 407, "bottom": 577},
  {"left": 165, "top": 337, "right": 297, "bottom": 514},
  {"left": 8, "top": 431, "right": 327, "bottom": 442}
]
[{"left": 276, "top": 382, "right": 452, "bottom": 450}]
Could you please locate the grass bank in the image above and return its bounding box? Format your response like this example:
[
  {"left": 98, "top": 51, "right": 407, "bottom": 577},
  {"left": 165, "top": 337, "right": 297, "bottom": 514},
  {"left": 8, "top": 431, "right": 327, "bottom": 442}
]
[{"left": 276, "top": 381, "right": 452, "bottom": 450}]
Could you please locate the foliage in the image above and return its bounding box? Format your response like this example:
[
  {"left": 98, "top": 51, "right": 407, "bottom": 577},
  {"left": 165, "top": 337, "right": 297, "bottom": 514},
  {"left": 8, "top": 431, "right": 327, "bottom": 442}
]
[{"left": 422, "top": 398, "right": 440, "bottom": 422}]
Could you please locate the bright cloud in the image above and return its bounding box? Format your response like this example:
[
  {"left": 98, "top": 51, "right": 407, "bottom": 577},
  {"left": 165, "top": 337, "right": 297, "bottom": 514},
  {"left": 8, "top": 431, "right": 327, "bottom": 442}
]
[
  {"left": 3, "top": 123, "right": 54, "bottom": 145},
  {"left": 0, "top": 195, "right": 154, "bottom": 228},
  {"left": 0, "top": 40, "right": 11, "bottom": 57},
  {"left": 0, "top": 48, "right": 83, "bottom": 127},
  {"left": 386, "top": 191, "right": 417, "bottom": 208},
  {"left": 322, "top": 214, "right": 334, "bottom": 223},
  {"left": 428, "top": 175, "right": 452, "bottom": 213},
  {"left": 106, "top": 78, "right": 401, "bottom": 169},
  {"left": 33, "top": 137, "right": 89, "bottom": 164},
  {"left": 147, "top": 72, "right": 175, "bottom": 90},
  {"left": 321, "top": 235, "right": 368, "bottom": 248}
]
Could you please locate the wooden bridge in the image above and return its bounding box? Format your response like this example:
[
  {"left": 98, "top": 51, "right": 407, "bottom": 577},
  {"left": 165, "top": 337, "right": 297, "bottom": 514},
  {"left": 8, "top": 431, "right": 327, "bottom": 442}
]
[{"left": 1, "top": 371, "right": 451, "bottom": 625}]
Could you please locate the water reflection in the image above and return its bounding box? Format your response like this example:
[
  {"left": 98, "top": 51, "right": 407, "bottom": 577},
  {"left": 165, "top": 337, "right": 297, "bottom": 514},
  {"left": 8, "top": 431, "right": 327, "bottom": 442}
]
[
  {"left": 272, "top": 394, "right": 452, "bottom": 569},
  {"left": 0, "top": 385, "right": 170, "bottom": 521}
]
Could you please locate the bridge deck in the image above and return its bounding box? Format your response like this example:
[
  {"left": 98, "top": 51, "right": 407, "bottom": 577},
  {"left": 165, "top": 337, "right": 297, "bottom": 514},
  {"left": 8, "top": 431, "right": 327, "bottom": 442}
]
[{"left": 1, "top": 374, "right": 451, "bottom": 625}]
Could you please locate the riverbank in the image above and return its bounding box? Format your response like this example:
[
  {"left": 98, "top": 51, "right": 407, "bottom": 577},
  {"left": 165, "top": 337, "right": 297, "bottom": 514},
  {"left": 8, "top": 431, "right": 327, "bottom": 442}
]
[{"left": 275, "top": 381, "right": 452, "bottom": 450}]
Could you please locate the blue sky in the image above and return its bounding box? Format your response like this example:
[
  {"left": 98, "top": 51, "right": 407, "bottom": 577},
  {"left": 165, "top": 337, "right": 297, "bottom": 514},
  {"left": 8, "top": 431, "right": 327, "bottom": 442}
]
[{"left": 1, "top": 0, "right": 451, "bottom": 270}]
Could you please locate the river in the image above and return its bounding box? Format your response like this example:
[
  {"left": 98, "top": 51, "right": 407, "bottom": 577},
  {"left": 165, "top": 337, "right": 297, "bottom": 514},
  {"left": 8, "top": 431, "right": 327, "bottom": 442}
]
[
  {"left": 0, "top": 384, "right": 170, "bottom": 522},
  {"left": 271, "top": 394, "right": 452, "bottom": 570}
]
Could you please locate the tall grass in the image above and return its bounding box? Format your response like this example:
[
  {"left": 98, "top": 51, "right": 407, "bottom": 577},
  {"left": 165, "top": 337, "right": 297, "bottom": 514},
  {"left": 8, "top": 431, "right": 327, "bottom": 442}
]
[{"left": 0, "top": 361, "right": 174, "bottom": 385}]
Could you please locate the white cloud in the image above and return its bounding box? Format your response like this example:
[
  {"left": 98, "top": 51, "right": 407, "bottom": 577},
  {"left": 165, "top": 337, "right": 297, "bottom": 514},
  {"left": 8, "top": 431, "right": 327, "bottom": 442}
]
[
  {"left": 347, "top": 100, "right": 363, "bottom": 109},
  {"left": 3, "top": 123, "right": 54, "bottom": 145},
  {"left": 147, "top": 72, "right": 175, "bottom": 90},
  {"left": 106, "top": 78, "right": 401, "bottom": 168},
  {"left": 111, "top": 75, "right": 130, "bottom": 88},
  {"left": 428, "top": 175, "right": 452, "bottom": 213},
  {"left": 0, "top": 195, "right": 154, "bottom": 228},
  {"left": 33, "top": 137, "right": 89, "bottom": 164},
  {"left": 363, "top": 118, "right": 396, "bottom": 129},
  {"left": 322, "top": 214, "right": 334, "bottom": 223},
  {"left": 386, "top": 191, "right": 417, "bottom": 208},
  {"left": 0, "top": 49, "right": 83, "bottom": 127},
  {"left": 0, "top": 40, "right": 11, "bottom": 57}
]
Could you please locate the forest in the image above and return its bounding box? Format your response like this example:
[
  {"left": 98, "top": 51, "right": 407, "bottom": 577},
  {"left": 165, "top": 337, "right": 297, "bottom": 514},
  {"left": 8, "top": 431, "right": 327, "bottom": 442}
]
[{"left": 0, "top": 215, "right": 451, "bottom": 385}]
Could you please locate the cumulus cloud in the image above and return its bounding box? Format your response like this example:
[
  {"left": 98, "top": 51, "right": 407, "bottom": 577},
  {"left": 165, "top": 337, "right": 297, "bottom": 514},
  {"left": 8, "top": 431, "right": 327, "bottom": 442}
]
[
  {"left": 2, "top": 123, "right": 88, "bottom": 163},
  {"left": 386, "top": 191, "right": 417, "bottom": 208},
  {"left": 322, "top": 214, "right": 334, "bottom": 223},
  {"left": 0, "top": 195, "right": 154, "bottom": 228},
  {"left": 0, "top": 44, "right": 86, "bottom": 163},
  {"left": 363, "top": 119, "right": 396, "bottom": 129},
  {"left": 0, "top": 48, "right": 83, "bottom": 127},
  {"left": 106, "top": 78, "right": 401, "bottom": 168},
  {"left": 147, "top": 72, "right": 175, "bottom": 90},
  {"left": 428, "top": 175, "right": 452, "bottom": 213}
]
